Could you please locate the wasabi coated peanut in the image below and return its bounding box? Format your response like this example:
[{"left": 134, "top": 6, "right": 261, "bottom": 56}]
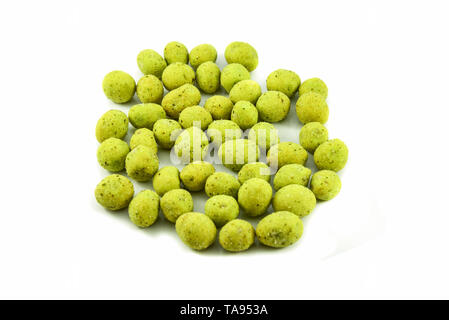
[
  {"left": 161, "top": 62, "right": 195, "bottom": 90},
  {"left": 205, "top": 172, "right": 241, "bottom": 198},
  {"left": 97, "top": 138, "right": 130, "bottom": 172},
  {"left": 196, "top": 62, "right": 221, "bottom": 94},
  {"left": 229, "top": 80, "right": 262, "bottom": 104},
  {"left": 125, "top": 145, "right": 159, "bottom": 182},
  {"left": 128, "top": 190, "right": 160, "bottom": 228},
  {"left": 256, "top": 211, "right": 303, "bottom": 248},
  {"left": 314, "top": 139, "right": 348, "bottom": 172},
  {"left": 299, "top": 77, "right": 328, "bottom": 99},
  {"left": 266, "top": 69, "right": 301, "bottom": 98},
  {"left": 129, "top": 128, "right": 158, "bottom": 153},
  {"left": 299, "top": 122, "right": 328, "bottom": 154},
  {"left": 273, "top": 164, "right": 311, "bottom": 191},
  {"left": 248, "top": 122, "right": 280, "bottom": 150},
  {"left": 231, "top": 101, "right": 258, "bottom": 130},
  {"left": 310, "top": 170, "right": 341, "bottom": 201},
  {"left": 189, "top": 44, "right": 217, "bottom": 69},
  {"left": 152, "top": 166, "right": 181, "bottom": 196},
  {"left": 174, "top": 127, "right": 209, "bottom": 162},
  {"left": 218, "top": 139, "right": 260, "bottom": 172},
  {"left": 225, "top": 42, "right": 258, "bottom": 72},
  {"left": 180, "top": 161, "right": 215, "bottom": 192},
  {"left": 95, "top": 174, "right": 134, "bottom": 211},
  {"left": 102, "top": 71, "right": 136, "bottom": 104},
  {"left": 220, "top": 63, "right": 251, "bottom": 93},
  {"left": 238, "top": 178, "right": 272, "bottom": 217},
  {"left": 128, "top": 103, "right": 166, "bottom": 130},
  {"left": 164, "top": 41, "right": 189, "bottom": 64},
  {"left": 137, "top": 49, "right": 167, "bottom": 78},
  {"left": 205, "top": 195, "right": 239, "bottom": 227},
  {"left": 296, "top": 92, "right": 329, "bottom": 124},
  {"left": 136, "top": 75, "right": 164, "bottom": 104},
  {"left": 256, "top": 91, "right": 290, "bottom": 123},
  {"left": 160, "top": 189, "right": 193, "bottom": 223},
  {"left": 207, "top": 120, "right": 242, "bottom": 145},
  {"left": 161, "top": 84, "right": 201, "bottom": 119},
  {"left": 219, "top": 219, "right": 255, "bottom": 252},
  {"left": 204, "top": 96, "right": 234, "bottom": 120},
  {"left": 175, "top": 212, "right": 217, "bottom": 250},
  {"left": 95, "top": 109, "right": 129, "bottom": 143},
  {"left": 272, "top": 184, "right": 316, "bottom": 217},
  {"left": 179, "top": 106, "right": 213, "bottom": 130},
  {"left": 153, "top": 119, "right": 182, "bottom": 149},
  {"left": 238, "top": 162, "right": 271, "bottom": 184},
  {"left": 267, "top": 142, "right": 308, "bottom": 169}
]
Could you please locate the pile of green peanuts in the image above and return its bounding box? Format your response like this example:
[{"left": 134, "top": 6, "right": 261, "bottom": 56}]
[{"left": 95, "top": 41, "right": 348, "bottom": 252}]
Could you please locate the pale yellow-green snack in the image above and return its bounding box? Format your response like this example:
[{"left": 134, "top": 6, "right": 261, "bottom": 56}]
[
  {"left": 160, "top": 189, "right": 193, "bottom": 223},
  {"left": 129, "top": 128, "right": 158, "bottom": 153},
  {"left": 102, "top": 71, "right": 136, "bottom": 104},
  {"left": 219, "top": 219, "right": 255, "bottom": 252},
  {"left": 299, "top": 77, "right": 328, "bottom": 99},
  {"left": 189, "top": 44, "right": 217, "bottom": 69},
  {"left": 266, "top": 69, "right": 301, "bottom": 98},
  {"left": 220, "top": 63, "right": 251, "bottom": 93},
  {"left": 310, "top": 170, "right": 341, "bottom": 201},
  {"left": 95, "top": 174, "right": 134, "bottom": 211},
  {"left": 296, "top": 92, "right": 329, "bottom": 124},
  {"left": 152, "top": 119, "right": 182, "bottom": 149},
  {"left": 161, "top": 84, "right": 201, "bottom": 119},
  {"left": 97, "top": 138, "right": 130, "bottom": 172},
  {"left": 128, "top": 190, "right": 160, "bottom": 228},
  {"left": 164, "top": 41, "right": 189, "bottom": 64},
  {"left": 205, "top": 172, "right": 241, "bottom": 198},
  {"left": 218, "top": 139, "right": 260, "bottom": 172},
  {"left": 204, "top": 96, "right": 234, "bottom": 120},
  {"left": 267, "top": 142, "right": 308, "bottom": 169},
  {"left": 256, "top": 91, "right": 290, "bottom": 123},
  {"left": 136, "top": 75, "right": 164, "bottom": 104},
  {"left": 273, "top": 184, "right": 316, "bottom": 217},
  {"left": 273, "top": 164, "right": 311, "bottom": 191},
  {"left": 161, "top": 62, "right": 195, "bottom": 90},
  {"left": 125, "top": 145, "right": 159, "bottom": 182},
  {"left": 237, "top": 162, "right": 271, "bottom": 184},
  {"left": 128, "top": 103, "right": 166, "bottom": 130},
  {"left": 174, "top": 127, "right": 209, "bottom": 163},
  {"left": 205, "top": 195, "right": 239, "bottom": 227},
  {"left": 175, "top": 212, "right": 217, "bottom": 250},
  {"left": 238, "top": 178, "right": 272, "bottom": 217},
  {"left": 178, "top": 106, "right": 213, "bottom": 130},
  {"left": 248, "top": 122, "right": 280, "bottom": 150},
  {"left": 224, "top": 42, "right": 258, "bottom": 72},
  {"left": 207, "top": 120, "right": 242, "bottom": 146},
  {"left": 229, "top": 80, "right": 261, "bottom": 104},
  {"left": 231, "top": 101, "right": 258, "bottom": 130},
  {"left": 299, "top": 122, "right": 328, "bottom": 153},
  {"left": 95, "top": 110, "right": 129, "bottom": 143},
  {"left": 152, "top": 166, "right": 181, "bottom": 196},
  {"left": 256, "top": 211, "right": 303, "bottom": 248},
  {"left": 196, "top": 62, "right": 220, "bottom": 94},
  {"left": 180, "top": 161, "right": 215, "bottom": 192},
  {"left": 137, "top": 49, "right": 167, "bottom": 78},
  {"left": 314, "top": 139, "right": 348, "bottom": 172}
]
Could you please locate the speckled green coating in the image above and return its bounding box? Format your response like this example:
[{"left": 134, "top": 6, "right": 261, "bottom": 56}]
[
  {"left": 299, "top": 122, "right": 328, "bottom": 153},
  {"left": 174, "top": 127, "right": 209, "bottom": 163},
  {"left": 125, "top": 145, "right": 159, "bottom": 182},
  {"left": 164, "top": 41, "right": 189, "bottom": 64},
  {"left": 238, "top": 178, "right": 272, "bottom": 217},
  {"left": 95, "top": 174, "right": 134, "bottom": 211},
  {"left": 273, "top": 164, "right": 311, "bottom": 191},
  {"left": 231, "top": 101, "right": 258, "bottom": 130},
  {"left": 180, "top": 161, "right": 215, "bottom": 192},
  {"left": 153, "top": 119, "right": 182, "bottom": 149},
  {"left": 205, "top": 195, "right": 239, "bottom": 227},
  {"left": 237, "top": 162, "right": 271, "bottom": 184},
  {"left": 129, "top": 128, "right": 158, "bottom": 153},
  {"left": 225, "top": 42, "right": 258, "bottom": 72},
  {"left": 219, "top": 219, "right": 255, "bottom": 252},
  {"left": 161, "top": 62, "right": 195, "bottom": 90},
  {"left": 196, "top": 62, "right": 220, "bottom": 94},
  {"left": 204, "top": 96, "right": 234, "bottom": 120},
  {"left": 137, "top": 49, "right": 167, "bottom": 78},
  {"left": 128, "top": 103, "right": 166, "bottom": 130},
  {"left": 97, "top": 138, "right": 130, "bottom": 172},
  {"left": 95, "top": 110, "right": 129, "bottom": 143},
  {"left": 160, "top": 189, "right": 193, "bottom": 223},
  {"left": 266, "top": 69, "right": 301, "bottom": 98},
  {"left": 310, "top": 170, "right": 341, "bottom": 201},
  {"left": 218, "top": 139, "right": 260, "bottom": 172},
  {"left": 256, "top": 91, "right": 290, "bottom": 123},
  {"left": 102, "top": 71, "right": 136, "bottom": 104},
  {"left": 152, "top": 166, "right": 181, "bottom": 196},
  {"left": 179, "top": 106, "right": 213, "bottom": 130},
  {"left": 205, "top": 172, "right": 241, "bottom": 198},
  {"left": 299, "top": 77, "right": 328, "bottom": 99},
  {"left": 207, "top": 120, "right": 242, "bottom": 146},
  {"left": 267, "top": 142, "right": 308, "bottom": 169},
  {"left": 161, "top": 84, "right": 201, "bottom": 119},
  {"left": 248, "top": 122, "right": 280, "bottom": 150},
  {"left": 128, "top": 190, "right": 159, "bottom": 228},
  {"left": 175, "top": 212, "right": 217, "bottom": 250},
  {"left": 189, "top": 44, "right": 217, "bottom": 69},
  {"left": 229, "top": 80, "right": 262, "bottom": 104},
  {"left": 296, "top": 92, "right": 329, "bottom": 124},
  {"left": 314, "top": 139, "right": 348, "bottom": 172},
  {"left": 256, "top": 211, "right": 303, "bottom": 248},
  {"left": 273, "top": 184, "right": 316, "bottom": 217},
  {"left": 136, "top": 75, "right": 164, "bottom": 104},
  {"left": 220, "top": 63, "right": 251, "bottom": 93}
]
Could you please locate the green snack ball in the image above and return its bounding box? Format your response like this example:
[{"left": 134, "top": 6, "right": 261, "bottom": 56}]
[
  {"left": 137, "top": 49, "right": 167, "bottom": 78},
  {"left": 129, "top": 128, "right": 158, "bottom": 153},
  {"left": 299, "top": 122, "right": 328, "bottom": 153},
  {"left": 299, "top": 77, "right": 328, "bottom": 99},
  {"left": 219, "top": 219, "right": 255, "bottom": 252},
  {"left": 273, "top": 184, "right": 316, "bottom": 217},
  {"left": 218, "top": 139, "right": 260, "bottom": 172},
  {"left": 314, "top": 139, "right": 348, "bottom": 172},
  {"left": 237, "top": 162, "right": 271, "bottom": 184},
  {"left": 196, "top": 62, "right": 221, "bottom": 94},
  {"left": 152, "top": 166, "right": 181, "bottom": 196},
  {"left": 267, "top": 142, "right": 308, "bottom": 169},
  {"left": 205, "top": 195, "right": 239, "bottom": 227},
  {"left": 296, "top": 92, "right": 329, "bottom": 124},
  {"left": 189, "top": 44, "right": 217, "bottom": 69},
  {"left": 178, "top": 106, "right": 213, "bottom": 130},
  {"left": 95, "top": 174, "right": 134, "bottom": 211},
  {"left": 164, "top": 41, "right": 189, "bottom": 64},
  {"left": 204, "top": 96, "right": 234, "bottom": 120},
  {"left": 128, "top": 190, "right": 160, "bottom": 228},
  {"left": 174, "top": 127, "right": 209, "bottom": 163},
  {"left": 248, "top": 122, "right": 280, "bottom": 150},
  {"left": 256, "top": 211, "right": 303, "bottom": 248},
  {"left": 125, "top": 145, "right": 159, "bottom": 182},
  {"left": 161, "top": 84, "right": 201, "bottom": 119},
  {"left": 153, "top": 119, "right": 182, "bottom": 149},
  {"left": 160, "top": 189, "right": 193, "bottom": 223},
  {"left": 207, "top": 120, "right": 242, "bottom": 146},
  {"left": 97, "top": 138, "right": 130, "bottom": 172},
  {"left": 95, "top": 110, "right": 129, "bottom": 143},
  {"left": 229, "top": 80, "right": 262, "bottom": 104},
  {"left": 136, "top": 75, "right": 164, "bottom": 104},
  {"left": 238, "top": 178, "right": 272, "bottom": 217},
  {"left": 102, "top": 71, "right": 136, "bottom": 104},
  {"left": 256, "top": 91, "right": 290, "bottom": 123},
  {"left": 224, "top": 42, "right": 258, "bottom": 72},
  {"left": 266, "top": 69, "right": 301, "bottom": 98},
  {"left": 273, "top": 164, "right": 311, "bottom": 191},
  {"left": 175, "top": 212, "right": 217, "bottom": 250},
  {"left": 180, "top": 161, "right": 215, "bottom": 192},
  {"left": 161, "top": 62, "right": 195, "bottom": 90},
  {"left": 128, "top": 103, "right": 166, "bottom": 130},
  {"left": 310, "top": 170, "right": 342, "bottom": 201},
  {"left": 231, "top": 101, "right": 258, "bottom": 130},
  {"left": 205, "top": 172, "right": 241, "bottom": 198},
  {"left": 220, "top": 63, "right": 251, "bottom": 93}
]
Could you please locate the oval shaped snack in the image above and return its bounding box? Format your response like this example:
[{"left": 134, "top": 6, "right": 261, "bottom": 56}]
[
  {"left": 256, "top": 91, "right": 290, "bottom": 123},
  {"left": 205, "top": 172, "right": 241, "bottom": 198},
  {"left": 102, "top": 71, "right": 136, "bottom": 104},
  {"left": 267, "top": 142, "right": 308, "bottom": 169},
  {"left": 218, "top": 139, "right": 260, "bottom": 172},
  {"left": 299, "top": 77, "right": 328, "bottom": 99},
  {"left": 128, "top": 190, "right": 160, "bottom": 228},
  {"left": 296, "top": 92, "right": 329, "bottom": 124},
  {"left": 220, "top": 63, "right": 251, "bottom": 93},
  {"left": 248, "top": 122, "right": 280, "bottom": 150},
  {"left": 231, "top": 101, "right": 258, "bottom": 130},
  {"left": 225, "top": 41, "right": 258, "bottom": 71},
  {"left": 205, "top": 195, "right": 239, "bottom": 227},
  {"left": 310, "top": 170, "right": 342, "bottom": 201},
  {"left": 178, "top": 106, "right": 213, "bottom": 130},
  {"left": 207, "top": 120, "right": 242, "bottom": 146},
  {"left": 152, "top": 119, "right": 182, "bottom": 149},
  {"left": 164, "top": 41, "right": 189, "bottom": 64},
  {"left": 272, "top": 184, "right": 316, "bottom": 217},
  {"left": 136, "top": 75, "right": 164, "bottom": 104},
  {"left": 299, "top": 122, "right": 328, "bottom": 153},
  {"left": 180, "top": 161, "right": 215, "bottom": 192},
  {"left": 174, "top": 127, "right": 209, "bottom": 163},
  {"left": 129, "top": 128, "right": 158, "bottom": 153},
  {"left": 238, "top": 178, "right": 272, "bottom": 217},
  {"left": 129, "top": 103, "right": 166, "bottom": 130},
  {"left": 219, "top": 219, "right": 255, "bottom": 252},
  {"left": 229, "top": 80, "right": 261, "bottom": 104},
  {"left": 95, "top": 109, "right": 129, "bottom": 143},
  {"left": 196, "top": 61, "right": 221, "bottom": 94},
  {"left": 273, "top": 164, "right": 311, "bottom": 191},
  {"left": 95, "top": 174, "right": 134, "bottom": 211},
  {"left": 97, "top": 137, "right": 130, "bottom": 172},
  {"left": 266, "top": 69, "right": 301, "bottom": 98},
  {"left": 314, "top": 139, "right": 348, "bottom": 172},
  {"left": 161, "top": 84, "right": 201, "bottom": 119},
  {"left": 256, "top": 211, "right": 303, "bottom": 248},
  {"left": 189, "top": 44, "right": 217, "bottom": 69},
  {"left": 237, "top": 162, "right": 271, "bottom": 184},
  {"left": 175, "top": 212, "right": 217, "bottom": 250},
  {"left": 152, "top": 166, "right": 181, "bottom": 196},
  {"left": 160, "top": 189, "right": 193, "bottom": 223},
  {"left": 161, "top": 62, "right": 195, "bottom": 90},
  {"left": 137, "top": 49, "right": 167, "bottom": 78},
  {"left": 204, "top": 95, "right": 234, "bottom": 120},
  {"left": 125, "top": 145, "right": 159, "bottom": 182}
]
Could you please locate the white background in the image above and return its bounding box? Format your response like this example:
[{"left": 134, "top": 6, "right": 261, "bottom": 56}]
[{"left": 0, "top": 0, "right": 448, "bottom": 299}]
